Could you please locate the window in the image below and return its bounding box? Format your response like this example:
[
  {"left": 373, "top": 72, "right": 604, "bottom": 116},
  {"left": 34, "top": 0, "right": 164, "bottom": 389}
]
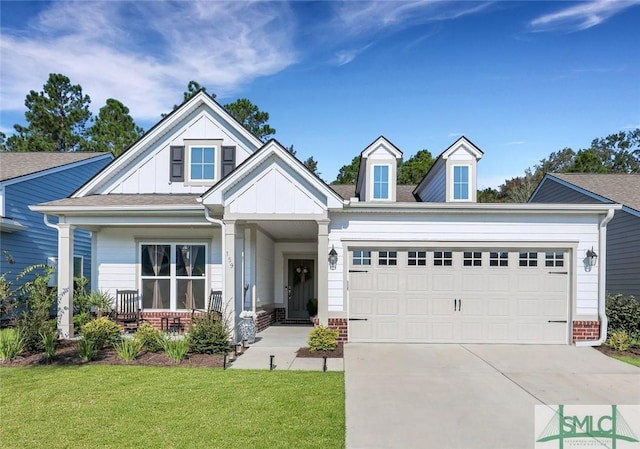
[
  {"left": 373, "top": 165, "right": 389, "bottom": 199},
  {"left": 434, "top": 251, "right": 453, "bottom": 266},
  {"left": 453, "top": 165, "right": 469, "bottom": 200},
  {"left": 378, "top": 251, "right": 397, "bottom": 266},
  {"left": 141, "top": 244, "right": 206, "bottom": 310},
  {"left": 489, "top": 251, "right": 509, "bottom": 267},
  {"left": 408, "top": 251, "right": 427, "bottom": 266},
  {"left": 463, "top": 251, "right": 482, "bottom": 267},
  {"left": 353, "top": 250, "right": 371, "bottom": 266},
  {"left": 545, "top": 251, "right": 564, "bottom": 267},
  {"left": 47, "top": 255, "right": 84, "bottom": 287},
  {"left": 519, "top": 252, "right": 538, "bottom": 267},
  {"left": 189, "top": 146, "right": 215, "bottom": 181}
]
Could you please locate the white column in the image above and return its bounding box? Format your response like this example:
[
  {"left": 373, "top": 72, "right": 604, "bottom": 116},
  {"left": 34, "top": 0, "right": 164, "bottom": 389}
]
[
  {"left": 57, "top": 224, "right": 75, "bottom": 338},
  {"left": 224, "top": 220, "right": 237, "bottom": 337},
  {"left": 317, "top": 220, "right": 330, "bottom": 326}
]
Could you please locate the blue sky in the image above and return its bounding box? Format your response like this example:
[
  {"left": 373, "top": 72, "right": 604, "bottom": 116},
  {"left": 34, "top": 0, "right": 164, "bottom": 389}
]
[{"left": 1, "top": 1, "right": 639, "bottom": 187}]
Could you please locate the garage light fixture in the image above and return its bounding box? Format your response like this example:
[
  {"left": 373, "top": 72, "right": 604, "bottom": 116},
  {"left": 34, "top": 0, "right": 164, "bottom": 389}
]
[
  {"left": 328, "top": 245, "right": 338, "bottom": 270},
  {"left": 586, "top": 247, "right": 598, "bottom": 268}
]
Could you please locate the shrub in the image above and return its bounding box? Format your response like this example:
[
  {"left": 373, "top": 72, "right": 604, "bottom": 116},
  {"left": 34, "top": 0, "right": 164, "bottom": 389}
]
[
  {"left": 76, "top": 337, "right": 97, "bottom": 362},
  {"left": 606, "top": 293, "right": 640, "bottom": 342},
  {"left": 308, "top": 325, "right": 339, "bottom": 352},
  {"left": 40, "top": 330, "right": 58, "bottom": 362},
  {"left": 306, "top": 298, "right": 318, "bottom": 317},
  {"left": 161, "top": 336, "right": 189, "bottom": 363},
  {"left": 0, "top": 328, "right": 25, "bottom": 361},
  {"left": 188, "top": 316, "right": 230, "bottom": 354},
  {"left": 134, "top": 322, "right": 163, "bottom": 353},
  {"left": 607, "top": 329, "right": 632, "bottom": 352},
  {"left": 74, "top": 283, "right": 113, "bottom": 317},
  {"left": 80, "top": 317, "right": 122, "bottom": 349},
  {"left": 113, "top": 338, "right": 143, "bottom": 361},
  {"left": 73, "top": 312, "right": 91, "bottom": 330}
]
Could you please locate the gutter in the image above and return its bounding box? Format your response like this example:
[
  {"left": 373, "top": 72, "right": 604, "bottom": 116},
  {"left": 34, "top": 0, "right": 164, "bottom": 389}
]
[
  {"left": 575, "top": 207, "right": 615, "bottom": 347},
  {"left": 202, "top": 205, "right": 227, "bottom": 318}
]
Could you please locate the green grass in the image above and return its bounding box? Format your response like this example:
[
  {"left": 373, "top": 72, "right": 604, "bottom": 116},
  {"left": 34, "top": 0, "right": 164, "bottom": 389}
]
[
  {"left": 610, "top": 354, "right": 640, "bottom": 367},
  {"left": 0, "top": 366, "right": 345, "bottom": 448}
]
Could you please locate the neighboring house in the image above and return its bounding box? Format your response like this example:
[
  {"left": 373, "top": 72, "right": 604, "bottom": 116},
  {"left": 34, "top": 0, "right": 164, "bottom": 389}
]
[
  {"left": 0, "top": 152, "right": 113, "bottom": 293},
  {"left": 530, "top": 173, "right": 640, "bottom": 299},
  {"left": 32, "top": 92, "right": 619, "bottom": 346}
]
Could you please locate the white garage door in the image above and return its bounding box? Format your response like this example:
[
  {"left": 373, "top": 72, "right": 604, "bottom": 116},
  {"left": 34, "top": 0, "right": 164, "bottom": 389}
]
[{"left": 348, "top": 248, "right": 569, "bottom": 344}]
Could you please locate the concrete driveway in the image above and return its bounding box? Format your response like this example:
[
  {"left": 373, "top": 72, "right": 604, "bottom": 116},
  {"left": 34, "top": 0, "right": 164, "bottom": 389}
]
[{"left": 345, "top": 344, "right": 640, "bottom": 449}]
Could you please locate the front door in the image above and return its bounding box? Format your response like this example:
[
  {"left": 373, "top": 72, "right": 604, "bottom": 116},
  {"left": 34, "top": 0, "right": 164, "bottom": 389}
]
[{"left": 288, "top": 259, "right": 315, "bottom": 319}]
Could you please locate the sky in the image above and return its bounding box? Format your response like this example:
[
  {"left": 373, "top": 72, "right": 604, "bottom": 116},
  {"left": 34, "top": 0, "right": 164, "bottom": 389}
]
[{"left": 1, "top": 0, "right": 639, "bottom": 188}]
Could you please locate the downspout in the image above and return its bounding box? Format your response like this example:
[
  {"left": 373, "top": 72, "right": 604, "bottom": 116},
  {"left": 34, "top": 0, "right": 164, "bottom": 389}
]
[
  {"left": 43, "top": 213, "right": 59, "bottom": 231},
  {"left": 576, "top": 207, "right": 615, "bottom": 347},
  {"left": 203, "top": 207, "right": 225, "bottom": 304}
]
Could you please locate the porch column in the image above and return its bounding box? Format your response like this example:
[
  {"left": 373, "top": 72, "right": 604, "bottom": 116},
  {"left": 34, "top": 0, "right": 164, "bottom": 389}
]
[
  {"left": 57, "top": 224, "right": 75, "bottom": 338},
  {"left": 317, "top": 220, "right": 330, "bottom": 326},
  {"left": 224, "top": 220, "right": 237, "bottom": 335}
]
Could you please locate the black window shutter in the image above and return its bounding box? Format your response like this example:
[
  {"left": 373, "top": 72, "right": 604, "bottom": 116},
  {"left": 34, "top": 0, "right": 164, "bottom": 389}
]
[
  {"left": 170, "top": 146, "right": 185, "bottom": 182},
  {"left": 222, "top": 146, "right": 236, "bottom": 177}
]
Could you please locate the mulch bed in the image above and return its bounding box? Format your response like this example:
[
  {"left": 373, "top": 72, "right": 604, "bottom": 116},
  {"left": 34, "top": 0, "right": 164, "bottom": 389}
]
[
  {"left": 595, "top": 344, "right": 640, "bottom": 359},
  {"left": 1, "top": 340, "right": 226, "bottom": 368},
  {"left": 296, "top": 343, "right": 343, "bottom": 358}
]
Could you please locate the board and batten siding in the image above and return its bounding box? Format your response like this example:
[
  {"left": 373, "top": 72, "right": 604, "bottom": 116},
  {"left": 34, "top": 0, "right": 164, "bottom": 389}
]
[
  {"left": 95, "top": 227, "right": 222, "bottom": 303},
  {"left": 327, "top": 212, "right": 601, "bottom": 316},
  {"left": 103, "top": 109, "right": 257, "bottom": 195},
  {"left": 0, "top": 157, "right": 111, "bottom": 288},
  {"left": 531, "top": 180, "right": 640, "bottom": 298}
]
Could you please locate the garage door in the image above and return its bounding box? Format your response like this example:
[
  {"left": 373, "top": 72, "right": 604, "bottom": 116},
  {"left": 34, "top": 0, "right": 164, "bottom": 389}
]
[{"left": 348, "top": 248, "right": 569, "bottom": 344}]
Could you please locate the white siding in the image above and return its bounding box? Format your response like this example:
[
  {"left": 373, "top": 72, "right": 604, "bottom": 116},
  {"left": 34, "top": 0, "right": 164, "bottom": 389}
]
[
  {"left": 256, "top": 229, "right": 275, "bottom": 308},
  {"left": 327, "top": 212, "right": 600, "bottom": 316}
]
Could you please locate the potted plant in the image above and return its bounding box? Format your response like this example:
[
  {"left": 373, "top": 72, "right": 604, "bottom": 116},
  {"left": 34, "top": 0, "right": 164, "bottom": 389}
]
[{"left": 306, "top": 298, "right": 318, "bottom": 320}]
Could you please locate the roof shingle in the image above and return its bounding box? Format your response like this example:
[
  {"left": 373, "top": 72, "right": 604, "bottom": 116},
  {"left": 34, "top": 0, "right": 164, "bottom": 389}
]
[
  {"left": 551, "top": 173, "right": 640, "bottom": 212},
  {"left": 0, "top": 152, "right": 108, "bottom": 182}
]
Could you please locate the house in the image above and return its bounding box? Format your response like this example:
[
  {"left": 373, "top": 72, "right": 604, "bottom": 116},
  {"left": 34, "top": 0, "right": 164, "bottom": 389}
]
[
  {"left": 530, "top": 173, "right": 640, "bottom": 299},
  {"left": 31, "top": 92, "right": 620, "bottom": 346},
  {"left": 1, "top": 152, "right": 113, "bottom": 292}
]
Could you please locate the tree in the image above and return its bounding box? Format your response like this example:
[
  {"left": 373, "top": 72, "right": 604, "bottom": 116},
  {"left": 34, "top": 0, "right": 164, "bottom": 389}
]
[
  {"left": 333, "top": 156, "right": 361, "bottom": 184},
  {"left": 303, "top": 156, "right": 319, "bottom": 175},
  {"left": 6, "top": 73, "right": 91, "bottom": 152},
  {"left": 397, "top": 149, "right": 435, "bottom": 184},
  {"left": 0, "top": 132, "right": 6, "bottom": 152},
  {"left": 164, "top": 81, "right": 215, "bottom": 116},
  {"left": 477, "top": 187, "right": 504, "bottom": 203},
  {"left": 224, "top": 98, "right": 275, "bottom": 140},
  {"left": 85, "top": 99, "right": 144, "bottom": 156}
]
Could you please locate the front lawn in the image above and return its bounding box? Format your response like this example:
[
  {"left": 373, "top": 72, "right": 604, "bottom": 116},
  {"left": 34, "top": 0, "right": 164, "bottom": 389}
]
[{"left": 0, "top": 366, "right": 345, "bottom": 449}]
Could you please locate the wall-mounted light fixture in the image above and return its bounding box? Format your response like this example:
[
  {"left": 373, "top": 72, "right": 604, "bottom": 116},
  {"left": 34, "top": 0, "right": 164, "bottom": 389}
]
[
  {"left": 586, "top": 247, "right": 598, "bottom": 268},
  {"left": 328, "top": 245, "right": 338, "bottom": 270}
]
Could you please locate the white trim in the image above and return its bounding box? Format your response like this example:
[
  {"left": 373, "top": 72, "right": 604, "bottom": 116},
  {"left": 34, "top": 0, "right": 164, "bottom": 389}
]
[
  {"left": 451, "top": 164, "right": 471, "bottom": 201},
  {"left": 186, "top": 144, "right": 217, "bottom": 185},
  {"left": 0, "top": 217, "right": 27, "bottom": 232},
  {"left": 371, "top": 164, "right": 391, "bottom": 200}
]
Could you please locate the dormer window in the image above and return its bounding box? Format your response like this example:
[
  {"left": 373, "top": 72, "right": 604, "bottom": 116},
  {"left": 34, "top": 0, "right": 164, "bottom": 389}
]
[
  {"left": 189, "top": 146, "right": 216, "bottom": 182},
  {"left": 452, "top": 165, "right": 470, "bottom": 200},
  {"left": 373, "top": 165, "right": 390, "bottom": 200}
]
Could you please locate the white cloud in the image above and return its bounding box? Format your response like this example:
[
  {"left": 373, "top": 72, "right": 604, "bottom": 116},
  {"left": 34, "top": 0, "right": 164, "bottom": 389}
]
[
  {"left": 332, "top": 44, "right": 372, "bottom": 66},
  {"left": 529, "top": 0, "right": 640, "bottom": 32},
  {"left": 0, "top": 1, "right": 298, "bottom": 122}
]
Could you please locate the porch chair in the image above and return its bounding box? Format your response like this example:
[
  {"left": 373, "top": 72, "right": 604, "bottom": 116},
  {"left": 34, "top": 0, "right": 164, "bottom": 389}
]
[
  {"left": 112, "top": 289, "right": 142, "bottom": 332},
  {"left": 191, "top": 290, "right": 223, "bottom": 322}
]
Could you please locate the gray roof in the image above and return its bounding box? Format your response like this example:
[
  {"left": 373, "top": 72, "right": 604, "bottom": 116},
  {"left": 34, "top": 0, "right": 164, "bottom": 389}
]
[
  {"left": 331, "top": 184, "right": 418, "bottom": 202},
  {"left": 551, "top": 173, "right": 640, "bottom": 212},
  {"left": 0, "top": 152, "right": 108, "bottom": 182},
  {"left": 38, "top": 194, "right": 202, "bottom": 208}
]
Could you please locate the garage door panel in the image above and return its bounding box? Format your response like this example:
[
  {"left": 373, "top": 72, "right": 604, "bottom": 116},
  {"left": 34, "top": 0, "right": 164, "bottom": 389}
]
[
  {"left": 432, "top": 298, "right": 455, "bottom": 316},
  {"left": 406, "top": 298, "right": 428, "bottom": 315},
  {"left": 406, "top": 273, "right": 428, "bottom": 291},
  {"left": 460, "top": 298, "right": 483, "bottom": 316},
  {"left": 432, "top": 273, "right": 454, "bottom": 291},
  {"left": 432, "top": 321, "right": 455, "bottom": 340},
  {"left": 406, "top": 321, "right": 429, "bottom": 340},
  {"left": 487, "top": 299, "right": 510, "bottom": 317},
  {"left": 462, "top": 273, "right": 485, "bottom": 291},
  {"left": 461, "top": 322, "right": 483, "bottom": 341},
  {"left": 376, "top": 273, "right": 399, "bottom": 291},
  {"left": 486, "top": 322, "right": 509, "bottom": 341},
  {"left": 376, "top": 321, "right": 400, "bottom": 340},
  {"left": 351, "top": 295, "right": 374, "bottom": 315},
  {"left": 376, "top": 298, "right": 399, "bottom": 315},
  {"left": 488, "top": 275, "right": 510, "bottom": 292}
]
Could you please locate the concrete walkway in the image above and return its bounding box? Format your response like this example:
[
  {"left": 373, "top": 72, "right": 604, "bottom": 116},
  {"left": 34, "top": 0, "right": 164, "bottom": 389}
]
[
  {"left": 229, "top": 325, "right": 344, "bottom": 371},
  {"left": 345, "top": 343, "right": 640, "bottom": 449}
]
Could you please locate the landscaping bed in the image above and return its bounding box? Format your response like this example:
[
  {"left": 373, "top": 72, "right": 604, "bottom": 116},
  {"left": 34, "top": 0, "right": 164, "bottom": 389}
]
[{"left": 297, "top": 342, "right": 343, "bottom": 358}]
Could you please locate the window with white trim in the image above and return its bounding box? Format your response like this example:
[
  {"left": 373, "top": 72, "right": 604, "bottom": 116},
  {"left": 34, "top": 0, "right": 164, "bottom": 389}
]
[
  {"left": 545, "top": 251, "right": 564, "bottom": 267},
  {"left": 141, "top": 243, "right": 206, "bottom": 310},
  {"left": 489, "top": 251, "right": 509, "bottom": 267},
  {"left": 519, "top": 251, "right": 538, "bottom": 267},
  {"left": 408, "top": 251, "right": 427, "bottom": 266},
  {"left": 188, "top": 146, "right": 216, "bottom": 182},
  {"left": 373, "top": 165, "right": 389, "bottom": 199},
  {"left": 352, "top": 250, "right": 371, "bottom": 266},
  {"left": 452, "top": 165, "right": 469, "bottom": 200},
  {"left": 378, "top": 251, "right": 397, "bottom": 266},
  {"left": 434, "top": 251, "right": 453, "bottom": 267},
  {"left": 463, "top": 251, "right": 482, "bottom": 267}
]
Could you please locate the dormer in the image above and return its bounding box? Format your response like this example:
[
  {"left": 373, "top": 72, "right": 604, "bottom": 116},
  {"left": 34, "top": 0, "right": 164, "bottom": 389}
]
[
  {"left": 354, "top": 136, "right": 403, "bottom": 202},
  {"left": 413, "top": 136, "right": 483, "bottom": 203}
]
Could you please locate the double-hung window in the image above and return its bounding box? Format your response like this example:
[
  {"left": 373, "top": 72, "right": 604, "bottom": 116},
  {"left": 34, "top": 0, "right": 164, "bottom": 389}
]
[
  {"left": 141, "top": 244, "right": 206, "bottom": 310},
  {"left": 452, "top": 165, "right": 469, "bottom": 200},
  {"left": 373, "top": 165, "right": 389, "bottom": 200},
  {"left": 189, "top": 146, "right": 216, "bottom": 182}
]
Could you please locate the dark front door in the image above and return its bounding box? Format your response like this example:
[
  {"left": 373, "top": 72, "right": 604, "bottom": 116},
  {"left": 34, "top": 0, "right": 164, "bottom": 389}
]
[{"left": 288, "top": 259, "right": 315, "bottom": 319}]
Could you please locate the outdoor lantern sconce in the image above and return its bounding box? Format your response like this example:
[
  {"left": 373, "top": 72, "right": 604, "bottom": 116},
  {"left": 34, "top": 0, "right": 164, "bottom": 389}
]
[
  {"left": 328, "top": 245, "right": 338, "bottom": 270},
  {"left": 586, "top": 247, "right": 598, "bottom": 268}
]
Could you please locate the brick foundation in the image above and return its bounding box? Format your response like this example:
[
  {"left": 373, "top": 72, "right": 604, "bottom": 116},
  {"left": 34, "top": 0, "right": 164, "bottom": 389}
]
[
  {"left": 141, "top": 311, "right": 195, "bottom": 332},
  {"left": 328, "top": 318, "right": 348, "bottom": 342},
  {"left": 275, "top": 307, "right": 286, "bottom": 322},
  {"left": 573, "top": 321, "right": 601, "bottom": 342},
  {"left": 255, "top": 309, "right": 276, "bottom": 333}
]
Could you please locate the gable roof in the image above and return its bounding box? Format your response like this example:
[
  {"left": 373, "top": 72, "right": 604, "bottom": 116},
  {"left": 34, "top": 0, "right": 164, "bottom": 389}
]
[
  {"left": 355, "top": 136, "right": 402, "bottom": 197},
  {"left": 0, "top": 152, "right": 110, "bottom": 183},
  {"left": 544, "top": 173, "right": 640, "bottom": 213}
]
